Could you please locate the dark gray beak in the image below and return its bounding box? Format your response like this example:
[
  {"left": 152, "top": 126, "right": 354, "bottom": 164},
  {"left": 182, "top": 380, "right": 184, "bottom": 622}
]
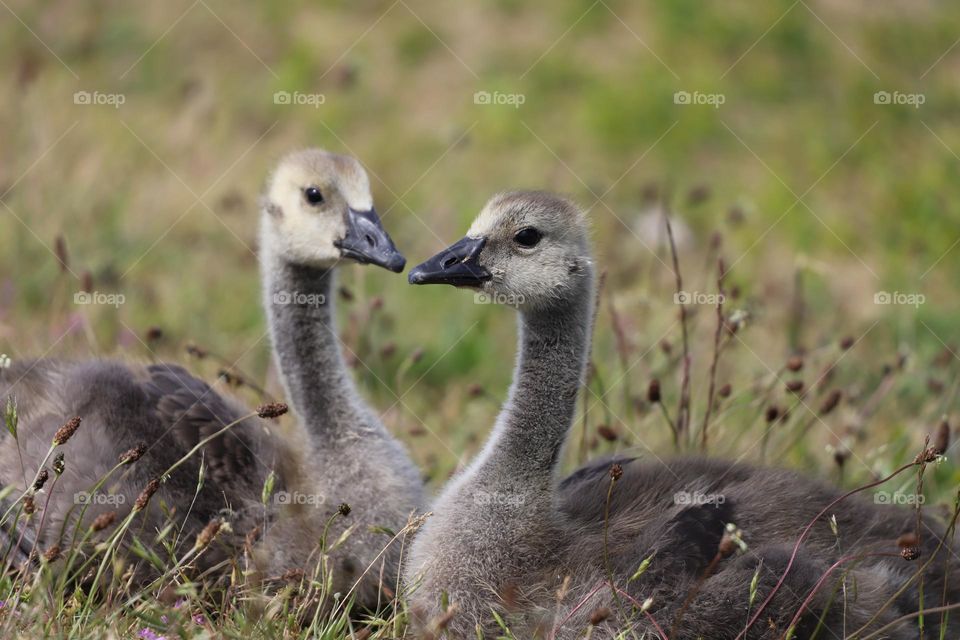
[
  {"left": 335, "top": 208, "right": 406, "bottom": 273},
  {"left": 408, "top": 236, "right": 492, "bottom": 287}
]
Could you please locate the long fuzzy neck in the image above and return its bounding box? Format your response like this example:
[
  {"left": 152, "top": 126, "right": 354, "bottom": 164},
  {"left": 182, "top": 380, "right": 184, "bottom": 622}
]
[
  {"left": 261, "top": 237, "right": 368, "bottom": 441},
  {"left": 466, "top": 278, "right": 595, "bottom": 492}
]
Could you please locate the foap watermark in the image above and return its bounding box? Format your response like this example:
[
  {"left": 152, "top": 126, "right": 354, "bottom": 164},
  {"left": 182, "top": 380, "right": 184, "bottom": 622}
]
[
  {"left": 874, "top": 91, "right": 925, "bottom": 108},
  {"left": 474, "top": 90, "right": 525, "bottom": 108},
  {"left": 273, "top": 291, "right": 326, "bottom": 307},
  {"left": 674, "top": 291, "right": 725, "bottom": 305},
  {"left": 474, "top": 490, "right": 525, "bottom": 507},
  {"left": 874, "top": 291, "right": 924, "bottom": 308},
  {"left": 74, "top": 291, "right": 125, "bottom": 308},
  {"left": 273, "top": 91, "right": 326, "bottom": 108},
  {"left": 674, "top": 91, "right": 725, "bottom": 108},
  {"left": 474, "top": 291, "right": 525, "bottom": 307},
  {"left": 73, "top": 90, "right": 125, "bottom": 109},
  {"left": 274, "top": 491, "right": 326, "bottom": 507},
  {"left": 874, "top": 491, "right": 925, "bottom": 506},
  {"left": 74, "top": 491, "right": 126, "bottom": 506},
  {"left": 674, "top": 491, "right": 726, "bottom": 506}
]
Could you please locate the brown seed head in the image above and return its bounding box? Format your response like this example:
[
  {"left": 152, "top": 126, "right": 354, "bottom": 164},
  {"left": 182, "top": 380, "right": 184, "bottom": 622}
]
[
  {"left": 785, "top": 380, "right": 804, "bottom": 394},
  {"left": 119, "top": 444, "right": 146, "bottom": 465},
  {"left": 833, "top": 447, "right": 850, "bottom": 467},
  {"left": 589, "top": 606, "right": 612, "bottom": 626},
  {"left": 819, "top": 389, "right": 842, "bottom": 415},
  {"left": 43, "top": 544, "right": 61, "bottom": 563},
  {"left": 257, "top": 402, "right": 288, "bottom": 419},
  {"left": 185, "top": 343, "right": 208, "bottom": 359},
  {"left": 467, "top": 382, "right": 484, "bottom": 398},
  {"left": 765, "top": 406, "right": 781, "bottom": 423},
  {"left": 786, "top": 355, "right": 804, "bottom": 372},
  {"left": 53, "top": 452, "right": 65, "bottom": 475},
  {"left": 914, "top": 448, "right": 939, "bottom": 465},
  {"left": 91, "top": 511, "right": 117, "bottom": 532},
  {"left": 55, "top": 235, "right": 69, "bottom": 272},
  {"left": 597, "top": 425, "right": 618, "bottom": 442},
  {"left": 901, "top": 546, "right": 921, "bottom": 561},
  {"left": 196, "top": 519, "right": 222, "bottom": 549},
  {"left": 338, "top": 503, "right": 351, "bottom": 517},
  {"left": 609, "top": 463, "right": 624, "bottom": 482},
  {"left": 145, "top": 326, "right": 164, "bottom": 342},
  {"left": 33, "top": 469, "right": 49, "bottom": 492},
  {"left": 934, "top": 418, "right": 950, "bottom": 456},
  {"left": 718, "top": 383, "right": 732, "bottom": 399},
  {"left": 338, "top": 285, "right": 354, "bottom": 302},
  {"left": 647, "top": 379, "right": 662, "bottom": 403},
  {"left": 80, "top": 271, "right": 94, "bottom": 294},
  {"left": 839, "top": 336, "right": 855, "bottom": 350},
  {"left": 23, "top": 496, "right": 35, "bottom": 515},
  {"left": 134, "top": 478, "right": 161, "bottom": 512},
  {"left": 53, "top": 416, "right": 82, "bottom": 445}
]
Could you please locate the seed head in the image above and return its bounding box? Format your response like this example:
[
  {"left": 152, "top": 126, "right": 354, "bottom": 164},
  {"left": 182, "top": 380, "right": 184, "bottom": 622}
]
[
  {"left": 145, "top": 326, "right": 164, "bottom": 342},
  {"left": 256, "top": 402, "right": 288, "bottom": 419},
  {"left": 933, "top": 418, "right": 950, "bottom": 456},
  {"left": 901, "top": 546, "right": 921, "bottom": 561},
  {"left": 839, "top": 336, "right": 855, "bottom": 350},
  {"left": 765, "top": 406, "right": 781, "bottom": 423},
  {"left": 609, "top": 463, "right": 624, "bottom": 481},
  {"left": 589, "top": 606, "right": 612, "bottom": 625},
  {"left": 819, "top": 389, "right": 842, "bottom": 415},
  {"left": 195, "top": 519, "right": 222, "bottom": 549},
  {"left": 914, "top": 447, "right": 939, "bottom": 465},
  {"left": 119, "top": 444, "right": 146, "bottom": 465},
  {"left": 785, "top": 380, "right": 804, "bottom": 394},
  {"left": 597, "top": 425, "right": 618, "bottom": 442},
  {"left": 32, "top": 469, "right": 49, "bottom": 492},
  {"left": 23, "top": 496, "right": 35, "bottom": 515},
  {"left": 786, "top": 356, "right": 804, "bottom": 372},
  {"left": 91, "top": 512, "right": 117, "bottom": 532},
  {"left": 338, "top": 503, "right": 351, "bottom": 517},
  {"left": 647, "top": 379, "right": 662, "bottom": 403},
  {"left": 53, "top": 416, "right": 82, "bottom": 445},
  {"left": 185, "top": 343, "right": 208, "bottom": 359},
  {"left": 43, "top": 544, "right": 61, "bottom": 563},
  {"left": 718, "top": 383, "right": 732, "bottom": 398},
  {"left": 54, "top": 235, "right": 69, "bottom": 272},
  {"left": 53, "top": 453, "right": 65, "bottom": 475},
  {"left": 134, "top": 478, "right": 161, "bottom": 512},
  {"left": 80, "top": 271, "right": 94, "bottom": 294}
]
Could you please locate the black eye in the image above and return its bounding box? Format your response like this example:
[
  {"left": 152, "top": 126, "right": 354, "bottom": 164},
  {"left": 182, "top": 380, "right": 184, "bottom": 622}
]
[
  {"left": 514, "top": 227, "right": 542, "bottom": 247},
  {"left": 304, "top": 187, "right": 324, "bottom": 205}
]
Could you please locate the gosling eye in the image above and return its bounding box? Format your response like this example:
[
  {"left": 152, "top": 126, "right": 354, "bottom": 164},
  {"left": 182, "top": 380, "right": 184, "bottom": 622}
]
[
  {"left": 304, "top": 187, "right": 324, "bottom": 206},
  {"left": 514, "top": 227, "right": 542, "bottom": 248}
]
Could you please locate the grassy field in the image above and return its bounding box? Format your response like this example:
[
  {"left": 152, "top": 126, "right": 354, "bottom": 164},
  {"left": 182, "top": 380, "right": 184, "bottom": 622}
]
[{"left": 2, "top": 0, "right": 960, "bottom": 637}]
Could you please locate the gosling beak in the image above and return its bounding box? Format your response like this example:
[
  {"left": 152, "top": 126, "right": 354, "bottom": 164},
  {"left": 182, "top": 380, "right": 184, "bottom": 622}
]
[
  {"left": 335, "top": 208, "right": 406, "bottom": 273},
  {"left": 408, "top": 236, "right": 492, "bottom": 287}
]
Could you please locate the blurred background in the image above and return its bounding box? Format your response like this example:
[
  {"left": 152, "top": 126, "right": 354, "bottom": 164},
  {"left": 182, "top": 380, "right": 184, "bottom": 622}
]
[{"left": 1, "top": 0, "right": 958, "bottom": 497}]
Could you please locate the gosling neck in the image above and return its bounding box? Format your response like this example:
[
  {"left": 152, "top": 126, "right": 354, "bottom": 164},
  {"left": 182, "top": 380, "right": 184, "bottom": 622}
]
[
  {"left": 476, "top": 279, "right": 595, "bottom": 484},
  {"left": 261, "top": 240, "right": 367, "bottom": 440}
]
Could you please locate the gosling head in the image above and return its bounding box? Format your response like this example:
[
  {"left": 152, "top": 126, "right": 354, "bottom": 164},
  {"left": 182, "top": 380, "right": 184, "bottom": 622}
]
[
  {"left": 408, "top": 191, "right": 592, "bottom": 311},
  {"left": 261, "top": 148, "right": 405, "bottom": 272}
]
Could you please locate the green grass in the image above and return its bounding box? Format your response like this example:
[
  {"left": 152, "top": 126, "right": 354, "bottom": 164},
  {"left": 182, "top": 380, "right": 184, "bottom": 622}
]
[{"left": 1, "top": 0, "right": 960, "bottom": 636}]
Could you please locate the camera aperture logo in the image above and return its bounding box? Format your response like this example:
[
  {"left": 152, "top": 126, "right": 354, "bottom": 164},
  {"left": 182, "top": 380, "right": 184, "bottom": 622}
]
[
  {"left": 874, "top": 91, "right": 924, "bottom": 108},
  {"left": 473, "top": 90, "right": 525, "bottom": 108},
  {"left": 74, "top": 491, "right": 126, "bottom": 506},
  {"left": 273, "top": 91, "right": 326, "bottom": 108},
  {"left": 273, "top": 291, "right": 326, "bottom": 307},
  {"left": 74, "top": 291, "right": 125, "bottom": 308},
  {"left": 874, "top": 291, "right": 924, "bottom": 308},
  {"left": 73, "top": 91, "right": 126, "bottom": 109},
  {"left": 274, "top": 491, "right": 326, "bottom": 507},
  {"left": 674, "top": 91, "right": 725, "bottom": 108}
]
